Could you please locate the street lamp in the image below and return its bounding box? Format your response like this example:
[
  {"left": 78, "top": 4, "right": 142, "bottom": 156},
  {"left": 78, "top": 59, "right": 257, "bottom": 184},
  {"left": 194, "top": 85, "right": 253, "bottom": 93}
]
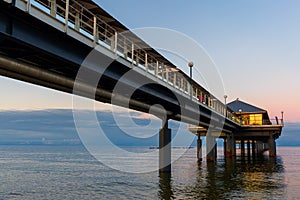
[
  {"left": 224, "top": 95, "right": 228, "bottom": 117},
  {"left": 224, "top": 95, "right": 228, "bottom": 105},
  {"left": 188, "top": 61, "right": 194, "bottom": 99},
  {"left": 238, "top": 108, "right": 242, "bottom": 125}
]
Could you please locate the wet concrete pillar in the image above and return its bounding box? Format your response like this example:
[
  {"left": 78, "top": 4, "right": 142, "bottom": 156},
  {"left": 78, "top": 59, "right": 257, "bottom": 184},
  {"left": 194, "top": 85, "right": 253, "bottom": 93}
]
[
  {"left": 214, "top": 140, "right": 218, "bottom": 160},
  {"left": 197, "top": 135, "right": 202, "bottom": 161},
  {"left": 241, "top": 139, "right": 245, "bottom": 157},
  {"left": 252, "top": 140, "right": 256, "bottom": 158},
  {"left": 232, "top": 136, "right": 236, "bottom": 157},
  {"left": 256, "top": 141, "right": 263, "bottom": 155},
  {"left": 206, "top": 133, "right": 216, "bottom": 162},
  {"left": 247, "top": 140, "right": 251, "bottom": 157},
  {"left": 268, "top": 135, "right": 276, "bottom": 157},
  {"left": 226, "top": 135, "right": 233, "bottom": 157},
  {"left": 256, "top": 141, "right": 259, "bottom": 154},
  {"left": 159, "top": 119, "right": 171, "bottom": 173},
  {"left": 223, "top": 139, "right": 227, "bottom": 157}
]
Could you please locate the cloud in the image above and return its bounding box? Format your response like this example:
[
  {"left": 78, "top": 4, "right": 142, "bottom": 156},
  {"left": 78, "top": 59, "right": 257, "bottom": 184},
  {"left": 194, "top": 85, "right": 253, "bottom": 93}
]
[
  {"left": 1, "top": 109, "right": 295, "bottom": 147},
  {"left": 130, "top": 112, "right": 159, "bottom": 120}
]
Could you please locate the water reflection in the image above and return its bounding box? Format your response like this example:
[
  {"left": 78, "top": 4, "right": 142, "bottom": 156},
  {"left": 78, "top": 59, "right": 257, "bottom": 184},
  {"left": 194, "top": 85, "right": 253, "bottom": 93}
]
[
  {"left": 158, "top": 172, "right": 174, "bottom": 200},
  {"left": 158, "top": 156, "right": 286, "bottom": 199}
]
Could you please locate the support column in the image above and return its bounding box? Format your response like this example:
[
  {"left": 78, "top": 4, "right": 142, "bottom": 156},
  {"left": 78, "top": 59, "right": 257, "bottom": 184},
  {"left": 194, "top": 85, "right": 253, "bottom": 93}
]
[
  {"left": 214, "top": 140, "right": 218, "bottom": 160},
  {"left": 247, "top": 140, "right": 251, "bottom": 157},
  {"left": 268, "top": 135, "right": 276, "bottom": 157},
  {"left": 256, "top": 141, "right": 263, "bottom": 155},
  {"left": 159, "top": 119, "right": 171, "bottom": 173},
  {"left": 256, "top": 141, "right": 259, "bottom": 154},
  {"left": 232, "top": 136, "right": 236, "bottom": 157},
  {"left": 223, "top": 139, "right": 227, "bottom": 157},
  {"left": 241, "top": 139, "right": 245, "bottom": 157},
  {"left": 197, "top": 135, "right": 202, "bottom": 161},
  {"left": 226, "top": 135, "right": 233, "bottom": 157},
  {"left": 252, "top": 140, "right": 256, "bottom": 158},
  {"left": 206, "top": 133, "right": 216, "bottom": 162}
]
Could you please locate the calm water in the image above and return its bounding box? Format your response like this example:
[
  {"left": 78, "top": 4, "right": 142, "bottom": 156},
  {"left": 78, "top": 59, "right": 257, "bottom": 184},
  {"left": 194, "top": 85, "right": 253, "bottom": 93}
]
[{"left": 0, "top": 145, "right": 299, "bottom": 199}]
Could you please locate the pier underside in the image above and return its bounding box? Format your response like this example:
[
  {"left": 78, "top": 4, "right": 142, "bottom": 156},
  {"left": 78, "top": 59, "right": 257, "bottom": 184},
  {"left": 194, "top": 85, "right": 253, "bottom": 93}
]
[{"left": 189, "top": 124, "right": 283, "bottom": 161}]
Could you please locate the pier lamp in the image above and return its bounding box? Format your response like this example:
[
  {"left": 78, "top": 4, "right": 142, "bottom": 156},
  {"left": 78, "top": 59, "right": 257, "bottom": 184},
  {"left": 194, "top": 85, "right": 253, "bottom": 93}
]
[
  {"left": 224, "top": 95, "right": 228, "bottom": 105},
  {"left": 188, "top": 61, "right": 194, "bottom": 99},
  {"left": 224, "top": 95, "right": 228, "bottom": 117},
  {"left": 238, "top": 109, "right": 242, "bottom": 125}
]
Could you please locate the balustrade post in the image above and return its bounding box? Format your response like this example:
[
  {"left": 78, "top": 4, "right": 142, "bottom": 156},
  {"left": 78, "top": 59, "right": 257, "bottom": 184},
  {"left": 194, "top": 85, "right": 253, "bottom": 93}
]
[
  {"left": 75, "top": 12, "right": 80, "bottom": 31},
  {"left": 165, "top": 67, "right": 169, "bottom": 83},
  {"left": 92, "top": 16, "right": 97, "bottom": 47},
  {"left": 145, "top": 53, "right": 148, "bottom": 72},
  {"left": 26, "top": 0, "right": 31, "bottom": 13},
  {"left": 64, "top": 0, "right": 69, "bottom": 32},
  {"left": 131, "top": 44, "right": 134, "bottom": 67},
  {"left": 50, "top": 0, "right": 56, "bottom": 17},
  {"left": 155, "top": 60, "right": 159, "bottom": 77},
  {"left": 114, "top": 32, "right": 117, "bottom": 53},
  {"left": 173, "top": 72, "right": 176, "bottom": 87}
]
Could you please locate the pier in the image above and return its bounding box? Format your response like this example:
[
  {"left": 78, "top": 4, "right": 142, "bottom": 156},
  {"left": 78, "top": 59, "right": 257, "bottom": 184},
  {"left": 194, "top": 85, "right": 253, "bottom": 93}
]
[
  {"left": 189, "top": 98, "right": 283, "bottom": 161},
  {"left": 0, "top": 0, "right": 283, "bottom": 173}
]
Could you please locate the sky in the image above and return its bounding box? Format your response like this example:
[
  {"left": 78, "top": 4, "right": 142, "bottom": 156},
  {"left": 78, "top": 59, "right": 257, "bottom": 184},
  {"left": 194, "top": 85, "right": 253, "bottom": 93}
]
[{"left": 1, "top": 0, "right": 300, "bottom": 122}]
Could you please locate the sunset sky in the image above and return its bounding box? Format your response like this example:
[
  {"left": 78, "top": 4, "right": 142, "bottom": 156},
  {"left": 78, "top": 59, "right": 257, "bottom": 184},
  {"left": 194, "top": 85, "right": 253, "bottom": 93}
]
[{"left": 0, "top": 0, "right": 299, "bottom": 122}]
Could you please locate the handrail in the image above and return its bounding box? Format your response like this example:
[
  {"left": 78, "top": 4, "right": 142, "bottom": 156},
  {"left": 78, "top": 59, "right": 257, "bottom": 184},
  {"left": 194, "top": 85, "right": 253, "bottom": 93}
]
[{"left": 15, "top": 0, "right": 238, "bottom": 121}]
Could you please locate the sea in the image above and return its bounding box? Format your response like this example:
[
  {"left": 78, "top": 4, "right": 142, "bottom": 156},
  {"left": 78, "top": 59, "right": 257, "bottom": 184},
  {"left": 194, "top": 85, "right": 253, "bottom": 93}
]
[{"left": 0, "top": 145, "right": 299, "bottom": 200}]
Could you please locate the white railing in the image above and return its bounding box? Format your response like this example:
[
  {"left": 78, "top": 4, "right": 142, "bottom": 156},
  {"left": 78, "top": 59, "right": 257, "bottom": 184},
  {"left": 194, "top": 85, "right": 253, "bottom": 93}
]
[{"left": 15, "top": 0, "right": 235, "bottom": 119}]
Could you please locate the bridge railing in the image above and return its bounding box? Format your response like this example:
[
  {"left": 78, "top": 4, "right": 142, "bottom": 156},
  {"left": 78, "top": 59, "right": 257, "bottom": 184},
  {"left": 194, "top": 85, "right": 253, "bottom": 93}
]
[{"left": 14, "top": 0, "right": 237, "bottom": 121}]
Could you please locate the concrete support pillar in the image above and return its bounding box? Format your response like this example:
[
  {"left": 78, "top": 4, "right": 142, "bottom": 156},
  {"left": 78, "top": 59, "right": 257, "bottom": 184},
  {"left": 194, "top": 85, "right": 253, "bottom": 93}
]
[
  {"left": 252, "top": 140, "right": 256, "bottom": 158},
  {"left": 206, "top": 134, "right": 216, "bottom": 162},
  {"left": 232, "top": 136, "right": 236, "bottom": 157},
  {"left": 256, "top": 141, "right": 263, "bottom": 154},
  {"left": 197, "top": 135, "right": 202, "bottom": 161},
  {"left": 241, "top": 139, "right": 245, "bottom": 157},
  {"left": 214, "top": 140, "right": 218, "bottom": 160},
  {"left": 159, "top": 119, "right": 171, "bottom": 173},
  {"left": 158, "top": 172, "right": 173, "bottom": 199},
  {"left": 223, "top": 139, "right": 227, "bottom": 157},
  {"left": 226, "top": 135, "right": 233, "bottom": 157},
  {"left": 268, "top": 135, "right": 276, "bottom": 157},
  {"left": 274, "top": 140, "right": 277, "bottom": 156},
  {"left": 247, "top": 140, "right": 251, "bottom": 157},
  {"left": 256, "top": 141, "right": 263, "bottom": 155}
]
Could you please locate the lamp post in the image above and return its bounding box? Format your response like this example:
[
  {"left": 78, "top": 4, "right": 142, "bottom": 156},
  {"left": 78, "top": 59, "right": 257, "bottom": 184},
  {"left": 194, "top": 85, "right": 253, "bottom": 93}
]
[
  {"left": 224, "top": 95, "right": 228, "bottom": 105},
  {"left": 239, "top": 109, "right": 242, "bottom": 125},
  {"left": 188, "top": 61, "right": 194, "bottom": 99},
  {"left": 224, "top": 95, "right": 228, "bottom": 117}
]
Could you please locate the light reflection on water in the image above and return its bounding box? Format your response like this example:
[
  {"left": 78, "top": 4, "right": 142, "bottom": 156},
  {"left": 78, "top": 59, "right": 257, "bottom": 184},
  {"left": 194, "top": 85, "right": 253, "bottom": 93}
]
[
  {"left": 0, "top": 146, "right": 299, "bottom": 199},
  {"left": 168, "top": 152, "right": 286, "bottom": 199}
]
